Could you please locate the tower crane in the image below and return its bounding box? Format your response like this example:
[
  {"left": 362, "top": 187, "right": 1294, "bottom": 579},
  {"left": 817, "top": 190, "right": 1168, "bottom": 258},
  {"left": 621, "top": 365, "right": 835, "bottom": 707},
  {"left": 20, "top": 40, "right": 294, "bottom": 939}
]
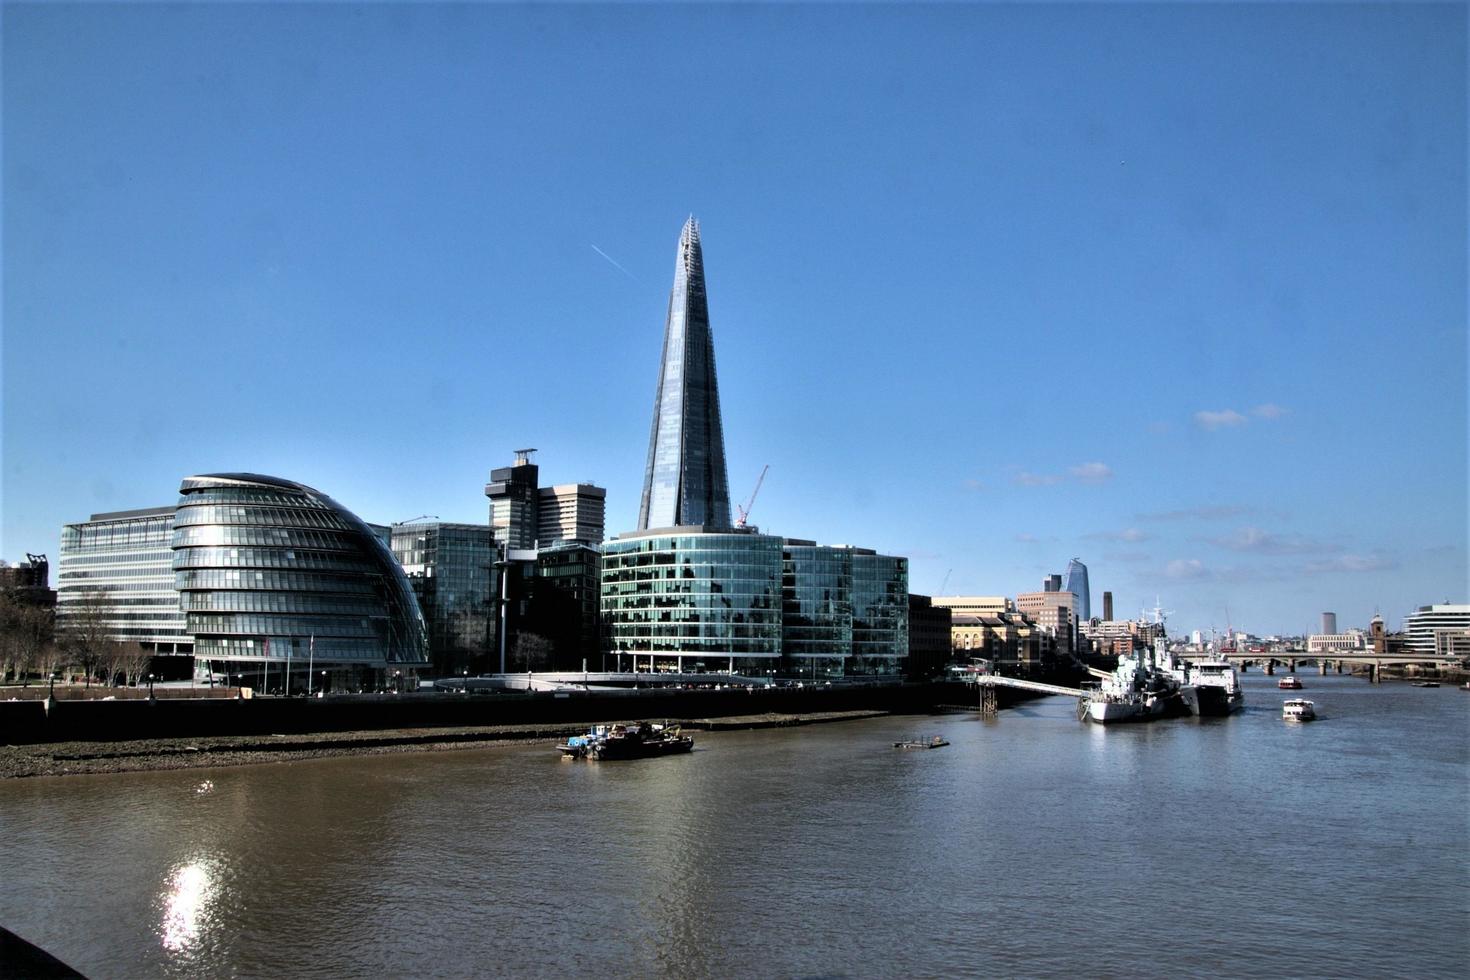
[{"left": 734, "top": 465, "right": 769, "bottom": 528}]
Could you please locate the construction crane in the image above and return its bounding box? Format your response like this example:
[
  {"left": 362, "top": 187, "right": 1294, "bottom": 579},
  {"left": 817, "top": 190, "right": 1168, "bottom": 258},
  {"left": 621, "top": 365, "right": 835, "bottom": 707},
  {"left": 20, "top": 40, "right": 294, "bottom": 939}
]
[
  {"left": 734, "top": 465, "right": 769, "bottom": 528},
  {"left": 395, "top": 515, "right": 439, "bottom": 526},
  {"left": 939, "top": 569, "right": 953, "bottom": 594}
]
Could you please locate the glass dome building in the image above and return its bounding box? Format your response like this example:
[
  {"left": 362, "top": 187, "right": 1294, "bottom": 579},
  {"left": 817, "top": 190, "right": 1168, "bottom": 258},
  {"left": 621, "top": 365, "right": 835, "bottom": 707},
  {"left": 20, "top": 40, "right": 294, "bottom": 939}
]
[{"left": 171, "top": 473, "right": 428, "bottom": 690}]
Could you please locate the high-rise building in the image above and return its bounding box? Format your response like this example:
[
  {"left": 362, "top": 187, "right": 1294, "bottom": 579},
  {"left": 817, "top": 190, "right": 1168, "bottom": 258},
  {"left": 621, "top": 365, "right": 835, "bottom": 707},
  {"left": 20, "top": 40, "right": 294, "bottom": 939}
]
[
  {"left": 390, "top": 521, "right": 494, "bottom": 674},
  {"left": 1065, "top": 558, "right": 1091, "bottom": 622},
  {"left": 637, "top": 216, "right": 732, "bottom": 531},
  {"left": 602, "top": 218, "right": 907, "bottom": 676},
  {"left": 1016, "top": 589, "right": 1078, "bottom": 657},
  {"left": 58, "top": 506, "right": 193, "bottom": 668},
  {"left": 537, "top": 484, "right": 606, "bottom": 547},
  {"left": 1102, "top": 591, "right": 1114, "bottom": 622},
  {"left": 171, "top": 473, "right": 428, "bottom": 689},
  {"left": 485, "top": 449, "right": 541, "bottom": 550},
  {"left": 1044, "top": 574, "right": 1062, "bottom": 593},
  {"left": 1321, "top": 611, "right": 1337, "bottom": 636},
  {"left": 0, "top": 553, "right": 55, "bottom": 608}
]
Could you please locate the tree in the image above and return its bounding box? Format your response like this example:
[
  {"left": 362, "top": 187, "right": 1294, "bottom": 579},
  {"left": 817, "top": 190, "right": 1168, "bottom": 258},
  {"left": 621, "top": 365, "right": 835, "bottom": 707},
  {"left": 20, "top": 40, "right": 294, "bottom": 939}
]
[
  {"left": 513, "top": 632, "right": 553, "bottom": 673},
  {"left": 114, "top": 641, "right": 153, "bottom": 688},
  {"left": 0, "top": 595, "right": 55, "bottom": 686},
  {"left": 59, "top": 587, "right": 113, "bottom": 688}
]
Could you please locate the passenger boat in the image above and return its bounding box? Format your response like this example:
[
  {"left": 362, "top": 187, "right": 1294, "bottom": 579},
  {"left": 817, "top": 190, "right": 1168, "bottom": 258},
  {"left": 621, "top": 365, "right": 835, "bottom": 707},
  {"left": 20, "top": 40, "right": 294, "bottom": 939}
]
[
  {"left": 894, "top": 736, "right": 950, "bottom": 750},
  {"left": 1277, "top": 675, "right": 1303, "bottom": 690},
  {"left": 1282, "top": 698, "right": 1316, "bottom": 722},
  {"left": 1411, "top": 681, "right": 1440, "bottom": 688}
]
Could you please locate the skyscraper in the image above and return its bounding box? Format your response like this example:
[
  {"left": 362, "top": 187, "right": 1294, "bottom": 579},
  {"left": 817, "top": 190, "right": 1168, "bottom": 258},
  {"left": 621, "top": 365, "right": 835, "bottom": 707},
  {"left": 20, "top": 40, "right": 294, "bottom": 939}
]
[
  {"left": 637, "top": 216, "right": 732, "bottom": 530},
  {"left": 1065, "top": 558, "right": 1091, "bottom": 622}
]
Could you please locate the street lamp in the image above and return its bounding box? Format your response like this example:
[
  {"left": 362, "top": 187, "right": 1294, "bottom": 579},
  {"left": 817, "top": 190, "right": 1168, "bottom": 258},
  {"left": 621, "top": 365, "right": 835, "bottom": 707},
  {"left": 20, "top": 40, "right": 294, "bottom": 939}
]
[
  {"left": 320, "top": 670, "right": 327, "bottom": 697},
  {"left": 147, "top": 673, "right": 156, "bottom": 699},
  {"left": 394, "top": 670, "right": 402, "bottom": 694},
  {"left": 463, "top": 669, "right": 469, "bottom": 694}
]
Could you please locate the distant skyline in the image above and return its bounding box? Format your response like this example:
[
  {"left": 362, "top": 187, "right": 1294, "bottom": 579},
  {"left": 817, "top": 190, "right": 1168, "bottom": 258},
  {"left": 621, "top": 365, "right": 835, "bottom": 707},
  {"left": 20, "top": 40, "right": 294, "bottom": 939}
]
[{"left": 4, "top": 2, "right": 1465, "bottom": 635}]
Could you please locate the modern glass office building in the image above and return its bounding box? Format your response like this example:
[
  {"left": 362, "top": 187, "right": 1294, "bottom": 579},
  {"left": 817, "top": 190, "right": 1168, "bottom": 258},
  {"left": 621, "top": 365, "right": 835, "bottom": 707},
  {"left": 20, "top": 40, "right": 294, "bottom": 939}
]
[
  {"left": 850, "top": 551, "right": 910, "bottom": 674},
  {"left": 781, "top": 541, "right": 854, "bottom": 677},
  {"left": 601, "top": 529, "right": 783, "bottom": 672},
  {"left": 638, "top": 216, "right": 732, "bottom": 531},
  {"left": 390, "top": 521, "right": 493, "bottom": 675},
  {"left": 171, "top": 473, "right": 429, "bottom": 689},
  {"left": 58, "top": 506, "right": 193, "bottom": 663}
]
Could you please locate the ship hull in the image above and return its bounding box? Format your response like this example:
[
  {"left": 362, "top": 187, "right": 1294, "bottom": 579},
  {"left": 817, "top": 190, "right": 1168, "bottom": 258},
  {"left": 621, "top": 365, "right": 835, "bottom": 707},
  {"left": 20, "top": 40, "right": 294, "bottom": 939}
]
[{"left": 1193, "top": 686, "right": 1244, "bottom": 716}]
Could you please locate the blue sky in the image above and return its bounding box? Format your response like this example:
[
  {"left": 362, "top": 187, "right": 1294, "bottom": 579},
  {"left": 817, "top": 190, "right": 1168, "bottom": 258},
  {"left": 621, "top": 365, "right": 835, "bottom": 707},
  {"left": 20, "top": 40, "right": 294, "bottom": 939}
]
[{"left": 3, "top": 2, "right": 1465, "bottom": 636}]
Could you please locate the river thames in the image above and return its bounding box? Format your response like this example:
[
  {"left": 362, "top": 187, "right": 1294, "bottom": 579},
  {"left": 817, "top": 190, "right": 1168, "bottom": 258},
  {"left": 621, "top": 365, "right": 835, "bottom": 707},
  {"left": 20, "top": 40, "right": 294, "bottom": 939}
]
[{"left": 2, "top": 671, "right": 1466, "bottom": 979}]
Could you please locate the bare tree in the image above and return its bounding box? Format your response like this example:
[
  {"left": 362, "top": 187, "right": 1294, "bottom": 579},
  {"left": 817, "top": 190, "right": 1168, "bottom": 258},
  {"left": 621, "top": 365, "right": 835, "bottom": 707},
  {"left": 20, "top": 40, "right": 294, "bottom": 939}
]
[
  {"left": 59, "top": 587, "right": 113, "bottom": 688},
  {"left": 513, "top": 632, "right": 554, "bottom": 673},
  {"left": 4, "top": 600, "right": 55, "bottom": 687},
  {"left": 114, "top": 641, "right": 153, "bottom": 688}
]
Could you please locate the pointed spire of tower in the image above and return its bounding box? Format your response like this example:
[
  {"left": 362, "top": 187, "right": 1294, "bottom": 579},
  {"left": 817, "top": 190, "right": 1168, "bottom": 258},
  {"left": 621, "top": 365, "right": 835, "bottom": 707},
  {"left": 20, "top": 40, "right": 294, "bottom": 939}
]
[{"left": 637, "top": 216, "right": 732, "bottom": 530}]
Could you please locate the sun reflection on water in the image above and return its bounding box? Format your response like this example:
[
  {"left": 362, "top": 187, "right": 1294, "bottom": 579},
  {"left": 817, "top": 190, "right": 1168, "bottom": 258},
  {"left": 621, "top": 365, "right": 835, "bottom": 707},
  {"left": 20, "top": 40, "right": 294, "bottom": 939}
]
[{"left": 159, "top": 860, "right": 215, "bottom": 953}]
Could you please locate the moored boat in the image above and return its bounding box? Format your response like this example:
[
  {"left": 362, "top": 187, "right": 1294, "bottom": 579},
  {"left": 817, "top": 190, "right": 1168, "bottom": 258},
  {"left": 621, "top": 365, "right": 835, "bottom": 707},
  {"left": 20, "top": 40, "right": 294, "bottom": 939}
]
[
  {"left": 1282, "top": 698, "right": 1316, "bottom": 722},
  {"left": 894, "top": 736, "right": 950, "bottom": 750},
  {"left": 587, "top": 721, "right": 693, "bottom": 760}
]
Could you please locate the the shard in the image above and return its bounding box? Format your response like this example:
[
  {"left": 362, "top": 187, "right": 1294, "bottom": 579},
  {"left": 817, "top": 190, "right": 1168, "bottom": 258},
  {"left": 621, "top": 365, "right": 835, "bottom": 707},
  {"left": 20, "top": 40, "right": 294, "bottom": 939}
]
[{"left": 637, "top": 216, "right": 732, "bottom": 530}]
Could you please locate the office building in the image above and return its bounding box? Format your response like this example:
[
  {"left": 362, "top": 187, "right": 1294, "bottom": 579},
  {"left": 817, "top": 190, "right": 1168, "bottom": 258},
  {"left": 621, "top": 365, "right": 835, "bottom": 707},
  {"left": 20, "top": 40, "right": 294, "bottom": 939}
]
[
  {"left": 0, "top": 554, "right": 55, "bottom": 608},
  {"left": 1017, "top": 589, "right": 1078, "bottom": 657},
  {"left": 907, "top": 594, "right": 952, "bottom": 679},
  {"left": 1065, "top": 558, "right": 1091, "bottom": 622},
  {"left": 1044, "top": 574, "right": 1062, "bottom": 593},
  {"left": 637, "top": 215, "right": 732, "bottom": 531},
  {"left": 390, "top": 521, "right": 494, "bottom": 675},
  {"left": 931, "top": 596, "right": 1014, "bottom": 618},
  {"left": 527, "top": 543, "right": 602, "bottom": 670},
  {"left": 172, "top": 473, "right": 428, "bottom": 689},
  {"left": 1321, "top": 612, "right": 1338, "bottom": 636},
  {"left": 1102, "top": 591, "right": 1113, "bottom": 622},
  {"left": 485, "top": 449, "right": 606, "bottom": 549},
  {"left": 1402, "top": 604, "right": 1470, "bottom": 657},
  {"left": 58, "top": 506, "right": 193, "bottom": 668}
]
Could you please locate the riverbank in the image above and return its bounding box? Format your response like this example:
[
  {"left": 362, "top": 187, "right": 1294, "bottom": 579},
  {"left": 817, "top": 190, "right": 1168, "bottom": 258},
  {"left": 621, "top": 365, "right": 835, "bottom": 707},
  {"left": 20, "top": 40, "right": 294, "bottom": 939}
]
[{"left": 0, "top": 709, "right": 895, "bottom": 778}]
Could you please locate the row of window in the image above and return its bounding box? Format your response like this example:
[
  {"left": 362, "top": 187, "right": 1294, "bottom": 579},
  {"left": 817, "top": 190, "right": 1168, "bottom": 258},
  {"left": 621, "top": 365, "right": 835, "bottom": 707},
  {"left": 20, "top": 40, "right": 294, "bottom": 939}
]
[
  {"left": 194, "top": 637, "right": 388, "bottom": 661},
  {"left": 172, "top": 525, "right": 359, "bottom": 551},
  {"left": 173, "top": 547, "right": 374, "bottom": 574},
  {"left": 174, "top": 568, "right": 378, "bottom": 595},
  {"left": 179, "top": 488, "right": 328, "bottom": 510},
  {"left": 184, "top": 612, "right": 383, "bottom": 639},
  {"left": 58, "top": 551, "right": 175, "bottom": 567},
  {"left": 181, "top": 592, "right": 384, "bottom": 616},
  {"left": 174, "top": 504, "right": 353, "bottom": 532}
]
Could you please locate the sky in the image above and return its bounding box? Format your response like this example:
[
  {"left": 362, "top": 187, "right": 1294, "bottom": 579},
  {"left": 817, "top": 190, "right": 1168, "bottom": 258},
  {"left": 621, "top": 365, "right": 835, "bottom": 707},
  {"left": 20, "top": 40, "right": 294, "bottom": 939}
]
[{"left": 3, "top": 1, "right": 1465, "bottom": 637}]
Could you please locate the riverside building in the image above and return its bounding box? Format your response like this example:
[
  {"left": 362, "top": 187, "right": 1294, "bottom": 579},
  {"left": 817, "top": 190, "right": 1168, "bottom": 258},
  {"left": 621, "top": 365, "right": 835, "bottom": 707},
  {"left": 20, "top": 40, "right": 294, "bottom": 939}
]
[
  {"left": 58, "top": 506, "right": 194, "bottom": 674},
  {"left": 601, "top": 217, "right": 907, "bottom": 675},
  {"left": 1401, "top": 603, "right": 1470, "bottom": 658},
  {"left": 171, "top": 473, "right": 428, "bottom": 691},
  {"left": 389, "top": 521, "right": 494, "bottom": 675}
]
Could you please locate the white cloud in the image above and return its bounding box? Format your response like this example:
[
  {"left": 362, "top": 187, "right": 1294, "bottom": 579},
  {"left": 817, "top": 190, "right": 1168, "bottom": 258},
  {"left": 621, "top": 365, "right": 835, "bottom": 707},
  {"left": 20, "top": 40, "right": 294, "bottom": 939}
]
[
  {"left": 1208, "top": 526, "right": 1335, "bottom": 556},
  {"left": 1193, "top": 409, "right": 1248, "bottom": 431},
  {"left": 1069, "top": 462, "right": 1114, "bottom": 484},
  {"left": 1251, "top": 403, "right": 1287, "bottom": 420},
  {"left": 1086, "top": 527, "right": 1150, "bottom": 543},
  {"left": 1137, "top": 505, "right": 1253, "bottom": 522},
  {"left": 1165, "top": 558, "right": 1210, "bottom": 581},
  {"left": 1013, "top": 471, "right": 1063, "bottom": 487},
  {"left": 1304, "top": 554, "right": 1398, "bottom": 575}
]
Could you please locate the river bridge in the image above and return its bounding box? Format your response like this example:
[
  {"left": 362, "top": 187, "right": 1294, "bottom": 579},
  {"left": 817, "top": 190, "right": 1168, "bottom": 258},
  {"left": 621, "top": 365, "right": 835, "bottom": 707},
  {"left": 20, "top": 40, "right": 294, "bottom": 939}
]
[{"left": 1176, "top": 651, "right": 1463, "bottom": 683}]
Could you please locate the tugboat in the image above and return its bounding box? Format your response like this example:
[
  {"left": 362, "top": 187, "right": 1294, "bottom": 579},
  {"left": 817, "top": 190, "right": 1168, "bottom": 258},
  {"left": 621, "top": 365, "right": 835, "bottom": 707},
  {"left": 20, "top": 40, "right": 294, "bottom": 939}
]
[{"left": 561, "top": 722, "right": 693, "bottom": 760}]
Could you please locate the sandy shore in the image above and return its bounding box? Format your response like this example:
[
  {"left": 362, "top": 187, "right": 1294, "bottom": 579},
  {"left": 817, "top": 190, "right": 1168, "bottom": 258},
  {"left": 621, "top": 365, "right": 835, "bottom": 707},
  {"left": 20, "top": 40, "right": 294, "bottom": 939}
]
[{"left": 0, "top": 710, "right": 893, "bottom": 779}]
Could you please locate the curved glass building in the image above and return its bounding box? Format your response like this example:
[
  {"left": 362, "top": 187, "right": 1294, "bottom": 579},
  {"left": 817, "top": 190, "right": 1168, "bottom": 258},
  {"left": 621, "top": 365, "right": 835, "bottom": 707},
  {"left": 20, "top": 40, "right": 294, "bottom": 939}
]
[
  {"left": 171, "top": 473, "right": 428, "bottom": 689},
  {"left": 1065, "top": 558, "right": 1091, "bottom": 623},
  {"left": 601, "top": 529, "right": 783, "bottom": 672}
]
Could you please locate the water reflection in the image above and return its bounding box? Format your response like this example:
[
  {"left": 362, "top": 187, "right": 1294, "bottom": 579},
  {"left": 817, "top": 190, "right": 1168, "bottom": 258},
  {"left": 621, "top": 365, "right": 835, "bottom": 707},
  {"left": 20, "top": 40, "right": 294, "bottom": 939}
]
[{"left": 158, "top": 858, "right": 216, "bottom": 954}]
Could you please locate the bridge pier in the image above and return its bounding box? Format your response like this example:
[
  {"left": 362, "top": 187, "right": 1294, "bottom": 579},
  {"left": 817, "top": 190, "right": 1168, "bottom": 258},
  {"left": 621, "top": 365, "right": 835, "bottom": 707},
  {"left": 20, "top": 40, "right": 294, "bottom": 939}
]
[
  {"left": 1336, "top": 661, "right": 1343, "bottom": 674},
  {"left": 1320, "top": 660, "right": 1329, "bottom": 675},
  {"left": 1264, "top": 660, "right": 1275, "bottom": 676},
  {"left": 1289, "top": 659, "right": 1297, "bottom": 672}
]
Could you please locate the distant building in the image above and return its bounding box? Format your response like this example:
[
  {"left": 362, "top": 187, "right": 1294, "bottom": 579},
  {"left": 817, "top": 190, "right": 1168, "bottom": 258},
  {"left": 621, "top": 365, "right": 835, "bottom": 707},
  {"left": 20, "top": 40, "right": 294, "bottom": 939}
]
[
  {"left": 0, "top": 554, "right": 56, "bottom": 608},
  {"left": 172, "top": 473, "right": 428, "bottom": 690},
  {"left": 951, "top": 611, "right": 1045, "bottom": 672},
  {"left": 1044, "top": 574, "right": 1062, "bottom": 593},
  {"left": 931, "top": 596, "right": 1014, "bottom": 617},
  {"left": 906, "top": 594, "right": 952, "bottom": 679},
  {"left": 485, "top": 450, "right": 543, "bottom": 551},
  {"left": 1102, "top": 591, "right": 1114, "bottom": 622},
  {"left": 390, "top": 521, "right": 494, "bottom": 675},
  {"left": 1307, "top": 632, "right": 1366, "bottom": 654},
  {"left": 1402, "top": 604, "right": 1470, "bottom": 657},
  {"left": 58, "top": 506, "right": 193, "bottom": 669},
  {"left": 537, "top": 483, "right": 606, "bottom": 547},
  {"left": 528, "top": 542, "right": 602, "bottom": 671},
  {"left": 1065, "top": 558, "right": 1091, "bottom": 622},
  {"left": 1321, "top": 612, "right": 1338, "bottom": 636},
  {"left": 1017, "top": 589, "right": 1078, "bottom": 656}
]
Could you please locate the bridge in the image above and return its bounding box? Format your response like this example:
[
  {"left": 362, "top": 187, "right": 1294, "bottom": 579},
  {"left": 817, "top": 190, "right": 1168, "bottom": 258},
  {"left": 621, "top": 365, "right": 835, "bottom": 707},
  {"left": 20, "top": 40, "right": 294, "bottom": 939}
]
[{"left": 1177, "top": 651, "right": 1462, "bottom": 683}]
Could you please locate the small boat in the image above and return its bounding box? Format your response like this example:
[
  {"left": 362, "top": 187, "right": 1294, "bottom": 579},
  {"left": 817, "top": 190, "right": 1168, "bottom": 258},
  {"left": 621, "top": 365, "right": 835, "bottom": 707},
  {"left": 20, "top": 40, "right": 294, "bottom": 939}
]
[
  {"left": 573, "top": 722, "right": 693, "bottom": 760},
  {"left": 894, "top": 736, "right": 950, "bottom": 750},
  {"left": 1278, "top": 676, "right": 1303, "bottom": 690},
  {"left": 1282, "top": 698, "right": 1316, "bottom": 722},
  {"left": 1412, "top": 681, "right": 1440, "bottom": 688}
]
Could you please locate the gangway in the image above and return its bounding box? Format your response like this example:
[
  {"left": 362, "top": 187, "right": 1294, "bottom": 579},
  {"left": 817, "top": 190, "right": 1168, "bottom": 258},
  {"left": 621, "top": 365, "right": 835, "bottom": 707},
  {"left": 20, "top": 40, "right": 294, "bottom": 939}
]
[{"left": 972, "top": 674, "right": 1092, "bottom": 699}]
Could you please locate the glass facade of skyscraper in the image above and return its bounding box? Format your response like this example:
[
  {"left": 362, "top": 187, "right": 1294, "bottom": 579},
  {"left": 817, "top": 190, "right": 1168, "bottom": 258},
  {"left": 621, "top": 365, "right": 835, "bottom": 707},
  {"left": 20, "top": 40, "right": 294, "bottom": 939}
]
[
  {"left": 601, "top": 531, "right": 782, "bottom": 670},
  {"left": 781, "top": 542, "right": 853, "bottom": 677},
  {"left": 638, "top": 217, "right": 732, "bottom": 530},
  {"left": 171, "top": 474, "right": 428, "bottom": 683},
  {"left": 1065, "top": 558, "right": 1091, "bottom": 622},
  {"left": 390, "top": 521, "right": 493, "bottom": 674},
  {"left": 850, "top": 552, "right": 910, "bottom": 674}
]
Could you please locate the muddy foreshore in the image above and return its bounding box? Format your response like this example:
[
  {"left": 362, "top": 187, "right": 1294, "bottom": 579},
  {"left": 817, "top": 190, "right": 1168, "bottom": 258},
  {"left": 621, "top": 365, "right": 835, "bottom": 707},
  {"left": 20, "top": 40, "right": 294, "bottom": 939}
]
[{"left": 0, "top": 710, "right": 893, "bottom": 779}]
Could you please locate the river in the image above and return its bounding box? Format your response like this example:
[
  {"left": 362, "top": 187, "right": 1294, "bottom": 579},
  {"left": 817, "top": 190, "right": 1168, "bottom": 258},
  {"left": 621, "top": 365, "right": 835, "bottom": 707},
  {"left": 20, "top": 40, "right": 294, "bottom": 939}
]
[{"left": 2, "top": 671, "right": 1466, "bottom": 979}]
